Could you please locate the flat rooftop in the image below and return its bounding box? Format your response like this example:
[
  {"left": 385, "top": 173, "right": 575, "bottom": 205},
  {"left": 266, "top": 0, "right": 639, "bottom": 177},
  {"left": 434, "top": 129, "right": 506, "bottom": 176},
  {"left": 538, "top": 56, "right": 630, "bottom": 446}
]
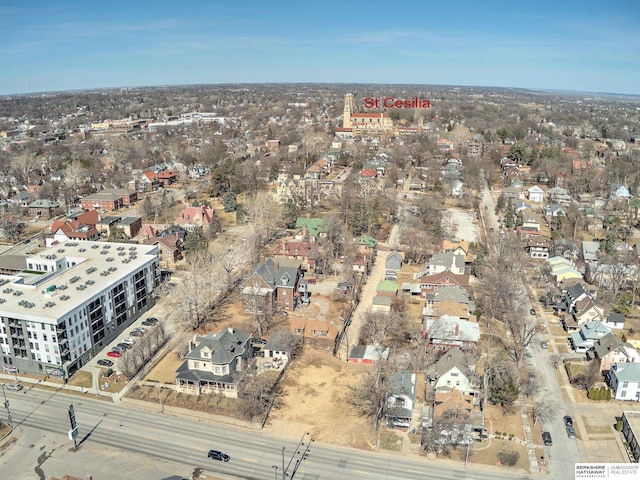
[{"left": 0, "top": 240, "right": 158, "bottom": 323}]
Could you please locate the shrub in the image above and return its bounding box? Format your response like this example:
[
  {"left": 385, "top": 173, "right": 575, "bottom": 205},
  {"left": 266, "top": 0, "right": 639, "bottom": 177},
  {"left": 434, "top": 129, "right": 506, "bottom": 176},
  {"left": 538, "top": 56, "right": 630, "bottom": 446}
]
[
  {"left": 102, "top": 368, "right": 113, "bottom": 378},
  {"left": 497, "top": 450, "right": 520, "bottom": 466},
  {"left": 615, "top": 420, "right": 623, "bottom": 431}
]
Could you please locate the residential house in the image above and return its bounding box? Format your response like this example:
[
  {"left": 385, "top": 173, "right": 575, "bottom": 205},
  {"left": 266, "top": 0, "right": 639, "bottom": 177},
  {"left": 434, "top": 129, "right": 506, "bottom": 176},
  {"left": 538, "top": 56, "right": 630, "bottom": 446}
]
[
  {"left": 273, "top": 239, "right": 317, "bottom": 273},
  {"left": 442, "top": 239, "right": 470, "bottom": 262},
  {"left": 425, "top": 287, "right": 475, "bottom": 312},
  {"left": 423, "top": 298, "right": 471, "bottom": 322},
  {"left": 608, "top": 363, "right": 640, "bottom": 402},
  {"left": 385, "top": 252, "right": 403, "bottom": 271},
  {"left": 604, "top": 313, "right": 626, "bottom": 330},
  {"left": 609, "top": 184, "right": 632, "bottom": 201},
  {"left": 587, "top": 333, "right": 640, "bottom": 374},
  {"left": 46, "top": 210, "right": 101, "bottom": 246},
  {"left": 519, "top": 208, "right": 541, "bottom": 233},
  {"left": 569, "top": 321, "right": 611, "bottom": 352},
  {"left": 174, "top": 205, "right": 215, "bottom": 231},
  {"left": 140, "top": 169, "right": 177, "bottom": 192},
  {"left": 386, "top": 371, "right": 416, "bottom": 428},
  {"left": 547, "top": 256, "right": 583, "bottom": 284},
  {"left": 27, "top": 199, "right": 60, "bottom": 219},
  {"left": 525, "top": 237, "right": 552, "bottom": 259},
  {"left": 544, "top": 204, "right": 566, "bottom": 217},
  {"left": 418, "top": 270, "right": 470, "bottom": 297},
  {"left": 547, "top": 186, "right": 572, "bottom": 205},
  {"left": 527, "top": 185, "right": 545, "bottom": 203},
  {"left": 353, "top": 235, "right": 377, "bottom": 262},
  {"left": 175, "top": 327, "right": 252, "bottom": 398},
  {"left": 431, "top": 389, "right": 474, "bottom": 440},
  {"left": 348, "top": 344, "right": 390, "bottom": 364},
  {"left": 428, "top": 347, "right": 479, "bottom": 401},
  {"left": 417, "top": 251, "right": 465, "bottom": 277},
  {"left": 424, "top": 315, "right": 480, "bottom": 352},
  {"left": 582, "top": 241, "right": 600, "bottom": 262},
  {"left": 294, "top": 217, "right": 326, "bottom": 243},
  {"left": 143, "top": 233, "right": 184, "bottom": 267},
  {"left": 288, "top": 316, "right": 339, "bottom": 348},
  {"left": 80, "top": 188, "right": 137, "bottom": 211},
  {"left": 262, "top": 330, "right": 298, "bottom": 364},
  {"left": 242, "top": 258, "right": 308, "bottom": 313},
  {"left": 586, "top": 262, "right": 638, "bottom": 291},
  {"left": 502, "top": 186, "right": 525, "bottom": 200}
]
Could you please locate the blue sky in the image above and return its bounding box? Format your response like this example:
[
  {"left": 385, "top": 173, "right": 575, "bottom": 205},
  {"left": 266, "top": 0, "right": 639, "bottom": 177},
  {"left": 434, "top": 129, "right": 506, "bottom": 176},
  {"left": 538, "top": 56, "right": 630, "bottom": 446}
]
[{"left": 1, "top": 0, "right": 639, "bottom": 95}]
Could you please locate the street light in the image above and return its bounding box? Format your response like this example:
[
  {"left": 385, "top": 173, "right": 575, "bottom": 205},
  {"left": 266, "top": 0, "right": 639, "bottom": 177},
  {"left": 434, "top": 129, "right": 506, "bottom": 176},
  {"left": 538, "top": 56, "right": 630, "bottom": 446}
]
[
  {"left": 271, "top": 465, "right": 278, "bottom": 480},
  {"left": 1, "top": 384, "right": 14, "bottom": 428}
]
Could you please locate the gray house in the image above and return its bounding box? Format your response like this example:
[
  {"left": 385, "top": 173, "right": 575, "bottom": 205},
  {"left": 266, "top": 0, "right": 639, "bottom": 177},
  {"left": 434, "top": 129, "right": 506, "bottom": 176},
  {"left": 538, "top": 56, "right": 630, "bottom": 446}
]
[
  {"left": 386, "top": 371, "right": 417, "bottom": 428},
  {"left": 175, "top": 327, "right": 252, "bottom": 398},
  {"left": 385, "top": 252, "right": 403, "bottom": 271}
]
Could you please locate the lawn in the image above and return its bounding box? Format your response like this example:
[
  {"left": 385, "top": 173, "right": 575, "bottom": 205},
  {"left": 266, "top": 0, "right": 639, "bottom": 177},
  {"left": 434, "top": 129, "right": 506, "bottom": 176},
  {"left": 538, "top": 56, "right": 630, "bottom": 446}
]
[
  {"left": 379, "top": 429, "right": 402, "bottom": 451},
  {"left": 67, "top": 370, "right": 93, "bottom": 388},
  {"left": 468, "top": 438, "right": 529, "bottom": 471},
  {"left": 145, "top": 351, "right": 185, "bottom": 384}
]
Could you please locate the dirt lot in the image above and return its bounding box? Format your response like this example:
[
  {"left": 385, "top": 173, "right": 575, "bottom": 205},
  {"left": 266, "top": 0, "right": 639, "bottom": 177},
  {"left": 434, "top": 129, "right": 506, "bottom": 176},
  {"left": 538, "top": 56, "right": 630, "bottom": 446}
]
[{"left": 268, "top": 348, "right": 375, "bottom": 449}]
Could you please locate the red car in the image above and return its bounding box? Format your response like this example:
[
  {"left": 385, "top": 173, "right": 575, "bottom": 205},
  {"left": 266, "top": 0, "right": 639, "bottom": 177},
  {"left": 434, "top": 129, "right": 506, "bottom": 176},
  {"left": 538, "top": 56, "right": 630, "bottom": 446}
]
[{"left": 106, "top": 351, "right": 121, "bottom": 358}]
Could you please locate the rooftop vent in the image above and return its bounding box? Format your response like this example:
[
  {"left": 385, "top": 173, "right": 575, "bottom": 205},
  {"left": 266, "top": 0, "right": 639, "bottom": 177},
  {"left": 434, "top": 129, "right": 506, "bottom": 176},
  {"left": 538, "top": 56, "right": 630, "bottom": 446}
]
[
  {"left": 12, "top": 290, "right": 23, "bottom": 296},
  {"left": 44, "top": 301, "right": 56, "bottom": 308},
  {"left": 106, "top": 257, "right": 114, "bottom": 262},
  {"left": 76, "top": 284, "right": 86, "bottom": 291},
  {"left": 69, "top": 276, "right": 81, "bottom": 284},
  {"left": 91, "top": 244, "right": 100, "bottom": 249},
  {"left": 79, "top": 248, "right": 86, "bottom": 252},
  {"left": 86, "top": 279, "right": 95, "bottom": 285},
  {"left": 58, "top": 284, "right": 68, "bottom": 290},
  {"left": 60, "top": 295, "right": 70, "bottom": 301}
]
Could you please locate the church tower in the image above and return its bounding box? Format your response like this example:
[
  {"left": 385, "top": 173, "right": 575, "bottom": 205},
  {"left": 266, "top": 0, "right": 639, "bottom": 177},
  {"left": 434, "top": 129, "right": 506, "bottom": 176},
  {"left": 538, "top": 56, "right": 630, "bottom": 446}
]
[{"left": 343, "top": 93, "right": 353, "bottom": 129}]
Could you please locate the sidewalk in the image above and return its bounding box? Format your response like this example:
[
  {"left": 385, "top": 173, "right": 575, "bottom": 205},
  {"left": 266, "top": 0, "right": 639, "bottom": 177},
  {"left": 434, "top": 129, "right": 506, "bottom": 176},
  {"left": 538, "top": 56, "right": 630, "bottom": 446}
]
[{"left": 1, "top": 373, "right": 117, "bottom": 400}]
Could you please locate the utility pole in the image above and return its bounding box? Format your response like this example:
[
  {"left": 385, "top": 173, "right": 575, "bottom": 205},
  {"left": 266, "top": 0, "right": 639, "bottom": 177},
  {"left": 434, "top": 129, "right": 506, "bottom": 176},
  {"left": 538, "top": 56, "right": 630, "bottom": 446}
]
[{"left": 2, "top": 384, "right": 13, "bottom": 428}]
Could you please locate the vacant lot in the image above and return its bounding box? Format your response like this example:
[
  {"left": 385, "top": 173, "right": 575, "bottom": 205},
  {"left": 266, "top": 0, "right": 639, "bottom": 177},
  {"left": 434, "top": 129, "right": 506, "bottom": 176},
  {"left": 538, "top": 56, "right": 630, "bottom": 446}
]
[{"left": 269, "top": 348, "right": 375, "bottom": 449}]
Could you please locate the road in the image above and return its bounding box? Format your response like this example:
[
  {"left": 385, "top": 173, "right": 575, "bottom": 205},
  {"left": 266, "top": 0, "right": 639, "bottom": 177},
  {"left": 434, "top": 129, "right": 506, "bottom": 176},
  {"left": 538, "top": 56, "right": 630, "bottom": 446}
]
[
  {"left": 482, "top": 182, "right": 581, "bottom": 479},
  {"left": 1, "top": 385, "right": 529, "bottom": 480}
]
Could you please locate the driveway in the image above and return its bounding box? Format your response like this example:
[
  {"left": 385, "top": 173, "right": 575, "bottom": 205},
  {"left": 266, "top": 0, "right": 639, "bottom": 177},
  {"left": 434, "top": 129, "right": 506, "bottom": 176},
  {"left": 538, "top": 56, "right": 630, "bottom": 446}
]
[{"left": 338, "top": 250, "right": 389, "bottom": 359}]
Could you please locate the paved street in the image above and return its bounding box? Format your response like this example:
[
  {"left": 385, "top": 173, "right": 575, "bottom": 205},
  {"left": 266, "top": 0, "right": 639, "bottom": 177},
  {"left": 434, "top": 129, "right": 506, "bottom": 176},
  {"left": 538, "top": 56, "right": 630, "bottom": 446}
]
[{"left": 1, "top": 385, "right": 529, "bottom": 480}]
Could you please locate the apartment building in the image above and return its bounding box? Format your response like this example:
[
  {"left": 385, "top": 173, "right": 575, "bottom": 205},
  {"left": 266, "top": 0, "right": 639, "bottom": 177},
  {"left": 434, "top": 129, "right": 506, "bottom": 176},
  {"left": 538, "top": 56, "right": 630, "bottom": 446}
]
[{"left": 0, "top": 241, "right": 160, "bottom": 379}]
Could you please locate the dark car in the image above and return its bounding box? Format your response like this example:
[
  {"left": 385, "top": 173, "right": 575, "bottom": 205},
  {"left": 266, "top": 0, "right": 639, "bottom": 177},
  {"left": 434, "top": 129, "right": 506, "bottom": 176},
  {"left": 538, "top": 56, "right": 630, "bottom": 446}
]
[
  {"left": 116, "top": 343, "right": 130, "bottom": 350},
  {"left": 542, "top": 431, "right": 552, "bottom": 446},
  {"left": 564, "top": 415, "right": 573, "bottom": 427},
  {"left": 97, "top": 359, "right": 113, "bottom": 367},
  {"left": 141, "top": 318, "right": 158, "bottom": 326},
  {"left": 130, "top": 330, "right": 144, "bottom": 337},
  {"left": 208, "top": 450, "right": 230, "bottom": 462},
  {"left": 111, "top": 346, "right": 125, "bottom": 354},
  {"left": 530, "top": 308, "right": 536, "bottom": 315},
  {"left": 566, "top": 426, "right": 577, "bottom": 439}
]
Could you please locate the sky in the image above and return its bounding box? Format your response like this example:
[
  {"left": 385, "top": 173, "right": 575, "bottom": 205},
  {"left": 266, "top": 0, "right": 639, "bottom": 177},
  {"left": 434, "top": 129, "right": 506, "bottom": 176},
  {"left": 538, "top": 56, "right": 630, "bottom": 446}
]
[{"left": 1, "top": 0, "right": 639, "bottom": 96}]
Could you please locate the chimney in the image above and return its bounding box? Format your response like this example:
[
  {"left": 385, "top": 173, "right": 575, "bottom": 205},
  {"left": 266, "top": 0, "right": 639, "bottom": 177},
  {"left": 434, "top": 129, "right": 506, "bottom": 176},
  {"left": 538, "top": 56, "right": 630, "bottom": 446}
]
[
  {"left": 274, "top": 261, "right": 279, "bottom": 272},
  {"left": 455, "top": 324, "right": 459, "bottom": 336}
]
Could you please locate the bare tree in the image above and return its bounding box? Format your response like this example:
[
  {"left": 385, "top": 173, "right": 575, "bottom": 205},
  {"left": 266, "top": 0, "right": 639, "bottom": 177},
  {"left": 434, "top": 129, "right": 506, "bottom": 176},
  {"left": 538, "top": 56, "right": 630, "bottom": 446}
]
[
  {"left": 531, "top": 394, "right": 559, "bottom": 425},
  {"left": 237, "top": 369, "right": 279, "bottom": 421},
  {"left": 348, "top": 360, "right": 397, "bottom": 432},
  {"left": 243, "top": 191, "right": 283, "bottom": 250}
]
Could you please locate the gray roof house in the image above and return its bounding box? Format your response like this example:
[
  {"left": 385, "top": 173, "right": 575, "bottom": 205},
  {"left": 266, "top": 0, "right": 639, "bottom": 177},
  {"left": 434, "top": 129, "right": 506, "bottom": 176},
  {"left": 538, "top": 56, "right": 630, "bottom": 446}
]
[
  {"left": 386, "top": 371, "right": 417, "bottom": 428},
  {"left": 175, "top": 327, "right": 252, "bottom": 398},
  {"left": 427, "top": 347, "right": 479, "bottom": 400},
  {"left": 418, "top": 251, "right": 466, "bottom": 277},
  {"left": 385, "top": 252, "right": 403, "bottom": 271},
  {"left": 570, "top": 321, "right": 611, "bottom": 353},
  {"left": 608, "top": 363, "right": 640, "bottom": 401}
]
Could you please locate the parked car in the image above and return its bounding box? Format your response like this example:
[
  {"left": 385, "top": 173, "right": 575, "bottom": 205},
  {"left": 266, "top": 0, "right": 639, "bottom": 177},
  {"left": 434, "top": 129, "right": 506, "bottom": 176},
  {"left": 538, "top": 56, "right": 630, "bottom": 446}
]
[
  {"left": 6, "top": 383, "right": 23, "bottom": 391},
  {"left": 208, "top": 450, "right": 230, "bottom": 462},
  {"left": 97, "top": 359, "right": 113, "bottom": 367},
  {"left": 566, "top": 426, "right": 577, "bottom": 439},
  {"left": 111, "top": 346, "right": 125, "bottom": 354},
  {"left": 130, "top": 330, "right": 144, "bottom": 337},
  {"left": 540, "top": 341, "right": 548, "bottom": 349},
  {"left": 106, "top": 351, "right": 121, "bottom": 358},
  {"left": 122, "top": 338, "right": 136, "bottom": 345},
  {"left": 116, "top": 343, "right": 130, "bottom": 350},
  {"left": 142, "top": 317, "right": 158, "bottom": 326},
  {"left": 530, "top": 308, "right": 536, "bottom": 315},
  {"left": 542, "top": 431, "right": 553, "bottom": 446},
  {"left": 564, "top": 415, "right": 573, "bottom": 427}
]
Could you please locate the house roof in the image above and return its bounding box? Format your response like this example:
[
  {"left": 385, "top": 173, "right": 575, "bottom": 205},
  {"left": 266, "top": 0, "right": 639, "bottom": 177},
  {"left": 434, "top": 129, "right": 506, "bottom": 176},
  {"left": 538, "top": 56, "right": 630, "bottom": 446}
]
[
  {"left": 295, "top": 217, "right": 325, "bottom": 237},
  {"left": 372, "top": 295, "right": 393, "bottom": 306},
  {"left": 428, "top": 251, "right": 465, "bottom": 269},
  {"left": 389, "top": 371, "right": 416, "bottom": 402},
  {"left": 425, "top": 316, "right": 480, "bottom": 343},
  {"left": 434, "top": 347, "right": 472, "bottom": 378},
  {"left": 582, "top": 241, "right": 600, "bottom": 262},
  {"left": 249, "top": 258, "right": 301, "bottom": 289},
  {"left": 186, "top": 327, "right": 251, "bottom": 365},
  {"left": 376, "top": 280, "right": 398, "bottom": 293},
  {"left": 354, "top": 234, "right": 377, "bottom": 248},
  {"left": 611, "top": 362, "right": 640, "bottom": 382},
  {"left": 174, "top": 205, "right": 215, "bottom": 226},
  {"left": 28, "top": 199, "right": 60, "bottom": 208},
  {"left": 264, "top": 330, "right": 297, "bottom": 353},
  {"left": 419, "top": 270, "right": 470, "bottom": 289},
  {"left": 348, "top": 344, "right": 389, "bottom": 362}
]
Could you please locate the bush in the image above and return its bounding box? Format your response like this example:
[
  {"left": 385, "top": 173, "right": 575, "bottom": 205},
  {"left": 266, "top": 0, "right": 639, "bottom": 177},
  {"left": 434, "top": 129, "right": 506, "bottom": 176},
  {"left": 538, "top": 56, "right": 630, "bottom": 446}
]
[
  {"left": 102, "top": 368, "right": 113, "bottom": 378},
  {"left": 615, "top": 420, "right": 623, "bottom": 431},
  {"left": 497, "top": 450, "right": 520, "bottom": 466}
]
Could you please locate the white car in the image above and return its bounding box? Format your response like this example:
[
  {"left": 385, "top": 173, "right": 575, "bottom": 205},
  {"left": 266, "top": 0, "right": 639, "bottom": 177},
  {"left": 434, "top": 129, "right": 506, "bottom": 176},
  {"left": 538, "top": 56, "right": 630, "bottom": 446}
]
[
  {"left": 7, "top": 383, "right": 23, "bottom": 391},
  {"left": 122, "top": 338, "right": 136, "bottom": 345}
]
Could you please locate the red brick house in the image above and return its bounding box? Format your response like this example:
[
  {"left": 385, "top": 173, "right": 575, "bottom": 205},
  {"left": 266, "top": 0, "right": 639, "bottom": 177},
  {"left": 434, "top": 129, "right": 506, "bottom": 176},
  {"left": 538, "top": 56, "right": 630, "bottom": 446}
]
[
  {"left": 419, "top": 270, "right": 470, "bottom": 297},
  {"left": 242, "top": 258, "right": 308, "bottom": 313},
  {"left": 273, "top": 239, "right": 317, "bottom": 273}
]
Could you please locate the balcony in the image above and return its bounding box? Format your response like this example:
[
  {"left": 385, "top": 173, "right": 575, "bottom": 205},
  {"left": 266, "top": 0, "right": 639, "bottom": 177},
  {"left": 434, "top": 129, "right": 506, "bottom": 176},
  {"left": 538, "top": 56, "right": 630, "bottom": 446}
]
[{"left": 58, "top": 337, "right": 69, "bottom": 346}]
